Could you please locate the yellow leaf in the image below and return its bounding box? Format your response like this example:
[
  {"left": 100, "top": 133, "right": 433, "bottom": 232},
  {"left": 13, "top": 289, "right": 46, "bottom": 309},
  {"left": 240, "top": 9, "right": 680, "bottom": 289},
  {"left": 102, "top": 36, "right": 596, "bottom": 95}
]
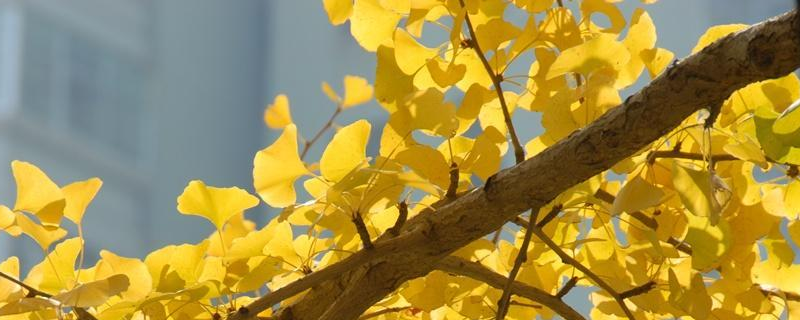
[
  {"left": 668, "top": 270, "right": 712, "bottom": 319},
  {"left": 394, "top": 28, "right": 438, "bottom": 75},
  {"left": 15, "top": 212, "right": 67, "bottom": 252},
  {"left": 683, "top": 214, "right": 731, "bottom": 271},
  {"left": 611, "top": 176, "right": 664, "bottom": 215},
  {"left": 787, "top": 180, "right": 800, "bottom": 218},
  {"left": 177, "top": 180, "right": 260, "bottom": 230},
  {"left": 641, "top": 47, "right": 674, "bottom": 78},
  {"left": 350, "top": 0, "right": 401, "bottom": 51},
  {"left": 25, "top": 238, "right": 82, "bottom": 294},
  {"left": 723, "top": 135, "right": 768, "bottom": 169},
  {"left": 320, "top": 119, "right": 371, "bottom": 182},
  {"left": 754, "top": 106, "right": 800, "bottom": 165},
  {"left": 234, "top": 256, "right": 284, "bottom": 292},
  {"left": 395, "top": 145, "right": 450, "bottom": 190},
  {"left": 474, "top": 18, "right": 520, "bottom": 51},
  {"left": 0, "top": 205, "right": 15, "bottom": 231},
  {"left": 513, "top": 0, "right": 553, "bottom": 13},
  {"left": 0, "top": 297, "right": 58, "bottom": 316},
  {"left": 264, "top": 94, "right": 293, "bottom": 129},
  {"left": 254, "top": 124, "right": 311, "bottom": 208},
  {"left": 54, "top": 274, "right": 129, "bottom": 308},
  {"left": 579, "top": 0, "right": 626, "bottom": 34},
  {"left": 342, "top": 75, "right": 374, "bottom": 108},
  {"left": 0, "top": 257, "right": 23, "bottom": 302},
  {"left": 616, "top": 8, "right": 656, "bottom": 88},
  {"left": 321, "top": 81, "right": 341, "bottom": 103},
  {"left": 426, "top": 59, "right": 466, "bottom": 88},
  {"left": 672, "top": 162, "right": 715, "bottom": 220},
  {"left": 96, "top": 251, "right": 152, "bottom": 301},
  {"left": 145, "top": 242, "right": 208, "bottom": 292},
  {"left": 763, "top": 227, "right": 794, "bottom": 269},
  {"left": 774, "top": 99, "right": 800, "bottom": 147},
  {"left": 323, "top": 0, "right": 353, "bottom": 25},
  {"left": 538, "top": 7, "right": 581, "bottom": 51},
  {"left": 375, "top": 46, "right": 415, "bottom": 110},
  {"left": 546, "top": 33, "right": 630, "bottom": 80},
  {"left": 399, "top": 88, "right": 459, "bottom": 138},
  {"left": 61, "top": 178, "right": 102, "bottom": 225},
  {"left": 12, "top": 160, "right": 65, "bottom": 228},
  {"left": 692, "top": 24, "right": 747, "bottom": 53}
]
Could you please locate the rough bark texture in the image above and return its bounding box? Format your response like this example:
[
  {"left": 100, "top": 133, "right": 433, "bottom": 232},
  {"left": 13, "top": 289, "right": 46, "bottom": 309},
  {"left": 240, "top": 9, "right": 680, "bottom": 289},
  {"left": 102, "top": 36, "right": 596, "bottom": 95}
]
[{"left": 242, "top": 9, "right": 800, "bottom": 320}]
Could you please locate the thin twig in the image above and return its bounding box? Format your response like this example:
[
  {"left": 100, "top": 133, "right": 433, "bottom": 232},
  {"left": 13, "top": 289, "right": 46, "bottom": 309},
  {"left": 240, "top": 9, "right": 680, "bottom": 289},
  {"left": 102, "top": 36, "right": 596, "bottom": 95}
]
[
  {"left": 556, "top": 276, "right": 579, "bottom": 298},
  {"left": 458, "top": 0, "right": 525, "bottom": 164},
  {"left": 646, "top": 150, "right": 737, "bottom": 165},
  {"left": 497, "top": 206, "right": 558, "bottom": 319},
  {"left": 300, "top": 106, "right": 342, "bottom": 160},
  {"left": 437, "top": 256, "right": 585, "bottom": 320},
  {"left": 530, "top": 226, "right": 637, "bottom": 319}
]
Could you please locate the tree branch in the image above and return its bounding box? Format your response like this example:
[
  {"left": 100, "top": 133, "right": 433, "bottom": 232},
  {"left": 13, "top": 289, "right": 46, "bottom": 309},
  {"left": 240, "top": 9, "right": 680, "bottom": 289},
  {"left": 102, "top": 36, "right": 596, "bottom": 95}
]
[
  {"left": 436, "top": 256, "right": 585, "bottom": 320},
  {"left": 244, "top": 10, "right": 800, "bottom": 320}
]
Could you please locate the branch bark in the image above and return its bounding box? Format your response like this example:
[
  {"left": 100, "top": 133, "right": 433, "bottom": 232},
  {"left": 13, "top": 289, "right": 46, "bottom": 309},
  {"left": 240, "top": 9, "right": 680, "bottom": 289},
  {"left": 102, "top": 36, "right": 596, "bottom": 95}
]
[{"left": 235, "top": 9, "right": 800, "bottom": 320}]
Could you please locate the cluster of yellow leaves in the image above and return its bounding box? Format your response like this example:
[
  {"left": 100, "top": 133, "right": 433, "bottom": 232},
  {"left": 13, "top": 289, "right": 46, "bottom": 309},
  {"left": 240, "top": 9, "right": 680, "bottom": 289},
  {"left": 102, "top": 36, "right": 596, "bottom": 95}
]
[{"left": 2, "top": 0, "right": 800, "bottom": 319}]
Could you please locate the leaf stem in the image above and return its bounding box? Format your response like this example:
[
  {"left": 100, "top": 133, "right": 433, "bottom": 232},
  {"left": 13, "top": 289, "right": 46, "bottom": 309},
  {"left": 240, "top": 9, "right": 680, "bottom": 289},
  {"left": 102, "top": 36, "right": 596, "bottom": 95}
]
[{"left": 300, "top": 106, "right": 342, "bottom": 160}]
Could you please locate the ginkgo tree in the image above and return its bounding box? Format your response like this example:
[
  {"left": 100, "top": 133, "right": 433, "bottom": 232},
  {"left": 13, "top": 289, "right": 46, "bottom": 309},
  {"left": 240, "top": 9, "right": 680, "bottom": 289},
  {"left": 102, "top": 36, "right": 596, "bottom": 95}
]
[{"left": 1, "top": 0, "right": 799, "bottom": 319}]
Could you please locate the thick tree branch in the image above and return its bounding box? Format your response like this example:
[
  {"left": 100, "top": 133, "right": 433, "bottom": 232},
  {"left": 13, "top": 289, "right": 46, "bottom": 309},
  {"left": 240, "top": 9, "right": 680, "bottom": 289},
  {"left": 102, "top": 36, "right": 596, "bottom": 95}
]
[
  {"left": 241, "top": 10, "right": 800, "bottom": 320},
  {"left": 436, "top": 256, "right": 585, "bottom": 320}
]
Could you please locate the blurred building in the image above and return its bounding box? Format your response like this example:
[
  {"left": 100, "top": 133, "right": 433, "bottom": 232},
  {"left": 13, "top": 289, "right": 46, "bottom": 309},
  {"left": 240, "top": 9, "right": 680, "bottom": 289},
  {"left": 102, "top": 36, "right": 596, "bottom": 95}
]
[{"left": 0, "top": 0, "right": 266, "bottom": 262}]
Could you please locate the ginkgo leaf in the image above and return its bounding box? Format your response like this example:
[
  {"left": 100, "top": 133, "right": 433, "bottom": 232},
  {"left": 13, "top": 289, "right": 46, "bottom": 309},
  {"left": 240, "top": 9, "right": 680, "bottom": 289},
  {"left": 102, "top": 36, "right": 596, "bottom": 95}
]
[
  {"left": 54, "top": 274, "right": 129, "bottom": 308},
  {"left": 426, "top": 59, "right": 466, "bottom": 88},
  {"left": 350, "top": 0, "right": 401, "bottom": 51},
  {"left": 342, "top": 75, "right": 374, "bottom": 108},
  {"left": 0, "top": 205, "right": 15, "bottom": 230},
  {"left": 754, "top": 106, "right": 800, "bottom": 165},
  {"left": 0, "top": 257, "right": 23, "bottom": 302},
  {"left": 611, "top": 176, "right": 664, "bottom": 215},
  {"left": 641, "top": 47, "right": 675, "bottom": 78},
  {"left": 474, "top": 18, "right": 520, "bottom": 51},
  {"left": 774, "top": 98, "right": 800, "bottom": 147},
  {"left": 691, "top": 24, "right": 747, "bottom": 53},
  {"left": 320, "top": 119, "right": 371, "bottom": 182},
  {"left": 177, "top": 180, "right": 260, "bottom": 230},
  {"left": 668, "top": 270, "right": 712, "bottom": 319},
  {"left": 616, "top": 8, "right": 656, "bottom": 88},
  {"left": 672, "top": 162, "right": 716, "bottom": 220},
  {"left": 12, "top": 161, "right": 65, "bottom": 228},
  {"left": 61, "top": 178, "right": 102, "bottom": 225},
  {"left": 322, "top": 81, "right": 341, "bottom": 103},
  {"left": 15, "top": 212, "right": 67, "bottom": 252},
  {"left": 25, "top": 237, "right": 82, "bottom": 293},
  {"left": 264, "top": 94, "right": 293, "bottom": 129},
  {"left": 323, "top": 0, "right": 353, "bottom": 25},
  {"left": 394, "top": 28, "right": 438, "bottom": 75},
  {"left": 254, "top": 124, "right": 311, "bottom": 208},
  {"left": 96, "top": 251, "right": 152, "bottom": 301},
  {"left": 580, "top": 0, "right": 626, "bottom": 34},
  {"left": 395, "top": 145, "right": 450, "bottom": 190},
  {"left": 723, "top": 135, "right": 768, "bottom": 169},
  {"left": 683, "top": 214, "right": 731, "bottom": 271},
  {"left": 0, "top": 297, "right": 58, "bottom": 315},
  {"left": 786, "top": 180, "right": 800, "bottom": 217},
  {"left": 547, "top": 34, "right": 630, "bottom": 80},
  {"left": 399, "top": 88, "right": 459, "bottom": 138}
]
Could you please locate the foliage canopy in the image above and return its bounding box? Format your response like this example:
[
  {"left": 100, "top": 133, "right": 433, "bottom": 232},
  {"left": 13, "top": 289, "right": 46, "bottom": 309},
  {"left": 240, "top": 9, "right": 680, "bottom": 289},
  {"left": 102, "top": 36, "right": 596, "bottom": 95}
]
[{"left": 1, "top": 0, "right": 800, "bottom": 319}]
